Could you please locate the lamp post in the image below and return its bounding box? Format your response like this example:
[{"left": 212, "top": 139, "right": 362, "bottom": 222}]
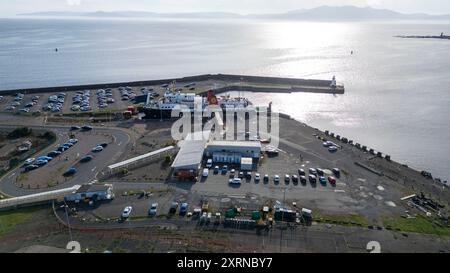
[{"left": 61, "top": 202, "right": 72, "bottom": 242}]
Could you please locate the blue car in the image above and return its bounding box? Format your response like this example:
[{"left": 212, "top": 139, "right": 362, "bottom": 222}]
[
  {"left": 57, "top": 146, "right": 67, "bottom": 152},
  {"left": 59, "top": 144, "right": 71, "bottom": 150},
  {"left": 47, "top": 151, "right": 61, "bottom": 157},
  {"left": 34, "top": 160, "right": 48, "bottom": 166},
  {"left": 319, "top": 176, "right": 327, "bottom": 184},
  {"left": 37, "top": 156, "right": 53, "bottom": 162},
  {"left": 63, "top": 168, "right": 77, "bottom": 177},
  {"left": 221, "top": 165, "right": 228, "bottom": 174},
  {"left": 179, "top": 203, "right": 189, "bottom": 215}
]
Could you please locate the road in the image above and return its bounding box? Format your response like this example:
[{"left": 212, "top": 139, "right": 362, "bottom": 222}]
[
  {"left": 53, "top": 205, "right": 450, "bottom": 253},
  {"left": 0, "top": 124, "right": 131, "bottom": 197}
]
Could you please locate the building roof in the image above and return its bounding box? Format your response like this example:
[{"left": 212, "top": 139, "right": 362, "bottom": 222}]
[
  {"left": 171, "top": 131, "right": 210, "bottom": 169},
  {"left": 207, "top": 140, "right": 261, "bottom": 149},
  {"left": 0, "top": 185, "right": 81, "bottom": 209},
  {"left": 75, "top": 184, "right": 111, "bottom": 194},
  {"left": 108, "top": 146, "right": 174, "bottom": 170}
]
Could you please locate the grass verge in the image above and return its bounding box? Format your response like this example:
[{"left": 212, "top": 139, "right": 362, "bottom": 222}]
[
  {"left": 382, "top": 215, "right": 450, "bottom": 236},
  {"left": 314, "top": 213, "right": 369, "bottom": 227},
  {"left": 0, "top": 207, "right": 39, "bottom": 238}
]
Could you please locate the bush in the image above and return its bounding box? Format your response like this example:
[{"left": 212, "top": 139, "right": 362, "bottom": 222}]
[
  {"left": 9, "top": 157, "right": 20, "bottom": 169},
  {"left": 40, "top": 131, "right": 56, "bottom": 141},
  {"left": 7, "top": 127, "right": 32, "bottom": 139},
  {"left": 164, "top": 155, "right": 172, "bottom": 164}
]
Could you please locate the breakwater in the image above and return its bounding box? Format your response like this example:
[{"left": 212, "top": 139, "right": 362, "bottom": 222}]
[{"left": 0, "top": 73, "right": 344, "bottom": 95}]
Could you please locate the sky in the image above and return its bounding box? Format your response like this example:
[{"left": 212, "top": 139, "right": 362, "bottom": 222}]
[{"left": 1, "top": 0, "right": 450, "bottom": 17}]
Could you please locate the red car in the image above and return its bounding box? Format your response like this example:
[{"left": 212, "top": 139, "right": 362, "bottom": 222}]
[{"left": 328, "top": 176, "right": 337, "bottom": 185}]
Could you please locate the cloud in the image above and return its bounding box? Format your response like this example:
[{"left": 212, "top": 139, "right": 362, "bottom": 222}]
[{"left": 67, "top": 0, "right": 82, "bottom": 6}]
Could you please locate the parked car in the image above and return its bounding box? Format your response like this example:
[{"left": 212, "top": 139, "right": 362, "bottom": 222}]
[
  {"left": 245, "top": 172, "right": 252, "bottom": 180},
  {"left": 80, "top": 155, "right": 94, "bottom": 163},
  {"left": 309, "top": 175, "right": 317, "bottom": 183},
  {"left": 57, "top": 146, "right": 68, "bottom": 152},
  {"left": 121, "top": 206, "right": 132, "bottom": 219},
  {"left": 24, "top": 158, "right": 35, "bottom": 165},
  {"left": 319, "top": 176, "right": 327, "bottom": 184},
  {"left": 180, "top": 203, "right": 189, "bottom": 215},
  {"left": 34, "top": 160, "right": 48, "bottom": 166},
  {"left": 98, "top": 142, "right": 108, "bottom": 148},
  {"left": 328, "top": 176, "right": 337, "bottom": 185},
  {"left": 59, "top": 144, "right": 71, "bottom": 151},
  {"left": 221, "top": 165, "right": 228, "bottom": 174},
  {"left": 92, "top": 146, "right": 104, "bottom": 152},
  {"left": 292, "top": 175, "right": 299, "bottom": 183},
  {"left": 148, "top": 203, "right": 158, "bottom": 216},
  {"left": 300, "top": 175, "right": 307, "bottom": 184},
  {"left": 284, "top": 174, "right": 290, "bottom": 183},
  {"left": 255, "top": 173, "right": 261, "bottom": 182},
  {"left": 229, "top": 178, "right": 242, "bottom": 185},
  {"left": 81, "top": 125, "right": 93, "bottom": 131},
  {"left": 298, "top": 168, "right": 306, "bottom": 176},
  {"left": 24, "top": 164, "right": 39, "bottom": 172},
  {"left": 238, "top": 171, "right": 244, "bottom": 178},
  {"left": 206, "top": 159, "right": 213, "bottom": 168},
  {"left": 317, "top": 168, "right": 324, "bottom": 176},
  {"left": 323, "top": 141, "right": 333, "bottom": 147},
  {"left": 63, "top": 167, "right": 77, "bottom": 177},
  {"left": 274, "top": 175, "right": 280, "bottom": 183},
  {"left": 213, "top": 166, "right": 219, "bottom": 174},
  {"left": 37, "top": 156, "right": 53, "bottom": 162},
  {"left": 309, "top": 168, "right": 317, "bottom": 175},
  {"left": 332, "top": 168, "right": 341, "bottom": 178},
  {"left": 68, "top": 138, "right": 79, "bottom": 144},
  {"left": 47, "top": 151, "right": 61, "bottom": 157},
  {"left": 263, "top": 174, "right": 269, "bottom": 182},
  {"left": 202, "top": 168, "right": 209, "bottom": 177},
  {"left": 169, "top": 202, "right": 179, "bottom": 214},
  {"left": 328, "top": 146, "right": 338, "bottom": 153}
]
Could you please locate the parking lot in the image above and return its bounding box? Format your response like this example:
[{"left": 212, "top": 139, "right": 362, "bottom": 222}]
[
  {"left": 16, "top": 130, "right": 114, "bottom": 189},
  {"left": 0, "top": 88, "right": 140, "bottom": 115}
]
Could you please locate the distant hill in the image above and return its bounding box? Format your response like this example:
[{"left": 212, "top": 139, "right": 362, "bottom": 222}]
[
  {"left": 19, "top": 6, "right": 450, "bottom": 21},
  {"left": 18, "top": 10, "right": 241, "bottom": 19},
  {"left": 254, "top": 6, "right": 450, "bottom": 21}
]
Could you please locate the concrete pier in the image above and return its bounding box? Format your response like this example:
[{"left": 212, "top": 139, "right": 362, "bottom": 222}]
[{"left": 0, "top": 73, "right": 344, "bottom": 95}]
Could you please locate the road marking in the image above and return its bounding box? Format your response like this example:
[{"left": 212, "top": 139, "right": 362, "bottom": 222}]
[
  {"left": 118, "top": 141, "right": 122, "bottom": 146},
  {"left": 334, "top": 189, "right": 345, "bottom": 193},
  {"left": 8, "top": 173, "right": 16, "bottom": 178},
  {"left": 91, "top": 167, "right": 97, "bottom": 172},
  {"left": 76, "top": 153, "right": 80, "bottom": 158}
]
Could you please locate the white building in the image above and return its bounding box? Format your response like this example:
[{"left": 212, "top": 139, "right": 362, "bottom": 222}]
[
  {"left": 65, "top": 184, "right": 114, "bottom": 202},
  {"left": 205, "top": 140, "right": 261, "bottom": 169}
]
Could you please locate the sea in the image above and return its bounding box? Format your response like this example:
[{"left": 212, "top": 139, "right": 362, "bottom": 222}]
[{"left": 0, "top": 17, "right": 449, "bottom": 180}]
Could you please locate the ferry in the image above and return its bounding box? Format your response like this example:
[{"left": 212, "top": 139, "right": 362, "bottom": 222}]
[{"left": 143, "top": 89, "right": 252, "bottom": 120}]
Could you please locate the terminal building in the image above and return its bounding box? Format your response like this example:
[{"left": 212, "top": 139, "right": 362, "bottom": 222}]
[
  {"left": 171, "top": 132, "right": 262, "bottom": 180},
  {"left": 171, "top": 131, "right": 210, "bottom": 181},
  {"left": 65, "top": 184, "right": 114, "bottom": 203},
  {"left": 205, "top": 140, "right": 261, "bottom": 170}
]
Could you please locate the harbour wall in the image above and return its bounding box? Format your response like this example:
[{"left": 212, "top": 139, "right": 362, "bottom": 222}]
[{"left": 0, "top": 74, "right": 344, "bottom": 95}]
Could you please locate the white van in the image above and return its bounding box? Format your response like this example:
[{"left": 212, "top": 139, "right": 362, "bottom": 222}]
[
  {"left": 206, "top": 159, "right": 213, "bottom": 168},
  {"left": 202, "top": 168, "right": 209, "bottom": 177}
]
